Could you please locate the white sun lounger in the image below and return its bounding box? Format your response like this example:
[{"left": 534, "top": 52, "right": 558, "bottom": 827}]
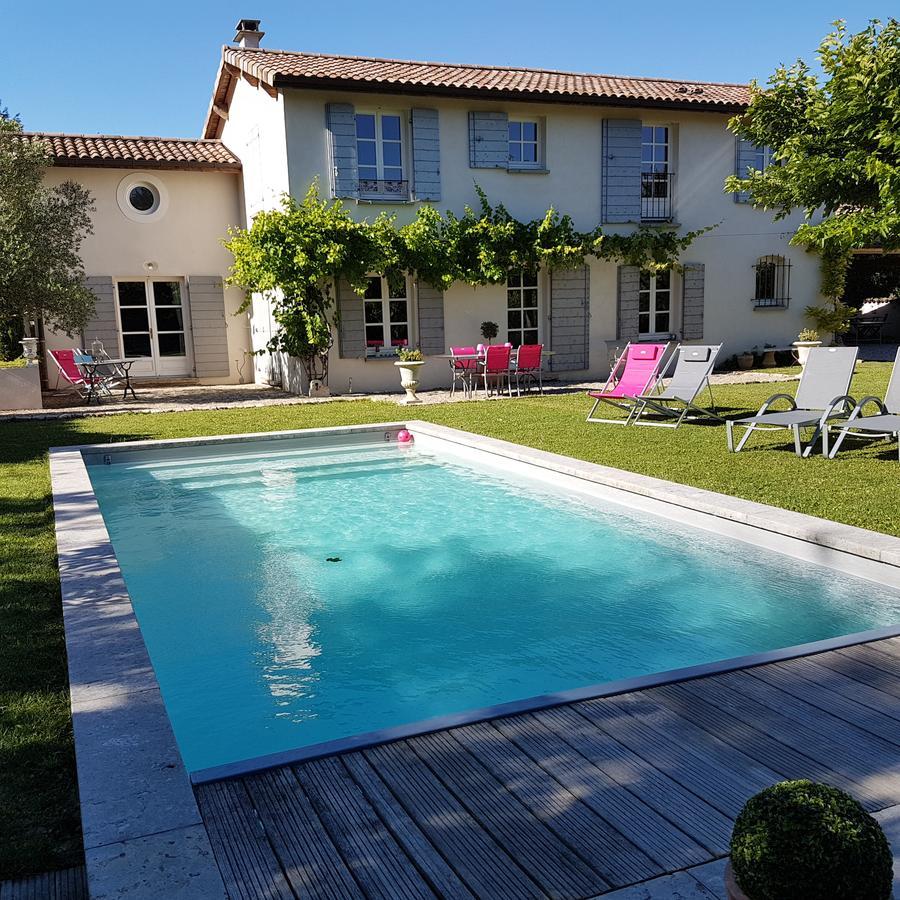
[
  {"left": 827, "top": 346, "right": 900, "bottom": 460},
  {"left": 727, "top": 346, "right": 858, "bottom": 457}
]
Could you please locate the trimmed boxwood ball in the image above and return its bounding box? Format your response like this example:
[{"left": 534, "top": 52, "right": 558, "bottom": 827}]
[{"left": 730, "top": 780, "right": 892, "bottom": 900}]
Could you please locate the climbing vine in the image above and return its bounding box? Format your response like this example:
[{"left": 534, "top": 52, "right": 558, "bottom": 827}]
[{"left": 225, "top": 181, "right": 711, "bottom": 377}]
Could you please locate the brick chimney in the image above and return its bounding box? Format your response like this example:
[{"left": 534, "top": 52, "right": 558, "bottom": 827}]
[{"left": 234, "top": 19, "right": 264, "bottom": 49}]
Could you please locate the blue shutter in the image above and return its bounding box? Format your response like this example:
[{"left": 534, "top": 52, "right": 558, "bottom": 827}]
[
  {"left": 734, "top": 138, "right": 757, "bottom": 204},
  {"left": 326, "top": 102, "right": 358, "bottom": 199},
  {"left": 411, "top": 108, "right": 441, "bottom": 201},
  {"left": 601, "top": 119, "right": 642, "bottom": 223},
  {"left": 416, "top": 281, "right": 445, "bottom": 354},
  {"left": 337, "top": 279, "right": 365, "bottom": 359},
  {"left": 616, "top": 266, "right": 641, "bottom": 341},
  {"left": 468, "top": 111, "right": 508, "bottom": 169},
  {"left": 681, "top": 263, "right": 705, "bottom": 340},
  {"left": 549, "top": 266, "right": 590, "bottom": 372}
]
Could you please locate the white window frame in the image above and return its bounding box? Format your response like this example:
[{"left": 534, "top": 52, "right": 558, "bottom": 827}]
[
  {"left": 641, "top": 125, "right": 671, "bottom": 220},
  {"left": 751, "top": 145, "right": 775, "bottom": 172},
  {"left": 506, "top": 270, "right": 541, "bottom": 346},
  {"left": 638, "top": 270, "right": 673, "bottom": 337},
  {"left": 507, "top": 119, "right": 542, "bottom": 170},
  {"left": 363, "top": 274, "right": 411, "bottom": 358},
  {"left": 355, "top": 110, "right": 407, "bottom": 198}
]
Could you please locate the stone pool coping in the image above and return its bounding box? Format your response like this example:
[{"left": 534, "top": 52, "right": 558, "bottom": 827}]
[{"left": 49, "top": 421, "right": 900, "bottom": 897}]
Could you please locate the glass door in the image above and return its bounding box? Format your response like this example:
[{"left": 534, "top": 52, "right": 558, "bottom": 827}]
[{"left": 115, "top": 279, "right": 193, "bottom": 377}]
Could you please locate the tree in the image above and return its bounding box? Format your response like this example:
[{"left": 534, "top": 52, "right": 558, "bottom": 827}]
[
  {"left": 726, "top": 19, "right": 900, "bottom": 335},
  {"left": 0, "top": 109, "right": 95, "bottom": 355}
]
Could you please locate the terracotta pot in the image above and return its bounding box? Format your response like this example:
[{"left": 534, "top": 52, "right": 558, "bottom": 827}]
[
  {"left": 761, "top": 349, "right": 778, "bottom": 368},
  {"left": 737, "top": 353, "right": 754, "bottom": 371},
  {"left": 725, "top": 861, "right": 751, "bottom": 900}
]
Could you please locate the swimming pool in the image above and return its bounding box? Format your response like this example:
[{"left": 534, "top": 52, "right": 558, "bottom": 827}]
[{"left": 84, "top": 427, "right": 900, "bottom": 777}]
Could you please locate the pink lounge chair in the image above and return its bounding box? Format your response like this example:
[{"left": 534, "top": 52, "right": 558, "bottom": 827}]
[
  {"left": 449, "top": 346, "right": 478, "bottom": 398},
  {"left": 480, "top": 344, "right": 512, "bottom": 397},
  {"left": 586, "top": 342, "right": 672, "bottom": 424},
  {"left": 48, "top": 349, "right": 117, "bottom": 403},
  {"left": 512, "top": 344, "right": 544, "bottom": 395}
]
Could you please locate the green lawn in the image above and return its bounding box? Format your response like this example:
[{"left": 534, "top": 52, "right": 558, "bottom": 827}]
[{"left": 0, "top": 361, "right": 896, "bottom": 878}]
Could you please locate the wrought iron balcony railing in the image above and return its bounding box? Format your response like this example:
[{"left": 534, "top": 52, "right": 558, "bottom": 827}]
[
  {"left": 640, "top": 172, "right": 675, "bottom": 222},
  {"left": 358, "top": 179, "right": 410, "bottom": 199}
]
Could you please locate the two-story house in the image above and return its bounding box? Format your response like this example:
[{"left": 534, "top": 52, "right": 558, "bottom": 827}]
[{"left": 31, "top": 19, "right": 820, "bottom": 394}]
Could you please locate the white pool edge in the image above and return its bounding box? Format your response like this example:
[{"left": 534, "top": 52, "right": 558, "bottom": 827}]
[{"left": 50, "top": 421, "right": 900, "bottom": 895}]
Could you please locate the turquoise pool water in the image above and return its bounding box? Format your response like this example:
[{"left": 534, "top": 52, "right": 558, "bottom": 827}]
[{"left": 88, "top": 439, "right": 900, "bottom": 773}]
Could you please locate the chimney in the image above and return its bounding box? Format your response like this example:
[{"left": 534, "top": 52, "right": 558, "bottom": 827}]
[{"left": 234, "top": 19, "right": 264, "bottom": 49}]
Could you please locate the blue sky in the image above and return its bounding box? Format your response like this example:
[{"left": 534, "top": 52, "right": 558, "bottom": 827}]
[{"left": 2, "top": 1, "right": 895, "bottom": 137}]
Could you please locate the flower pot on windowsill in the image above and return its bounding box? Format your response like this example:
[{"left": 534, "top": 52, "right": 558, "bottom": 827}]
[
  {"left": 394, "top": 360, "right": 425, "bottom": 404},
  {"left": 737, "top": 353, "right": 755, "bottom": 370},
  {"left": 792, "top": 340, "right": 821, "bottom": 368}
]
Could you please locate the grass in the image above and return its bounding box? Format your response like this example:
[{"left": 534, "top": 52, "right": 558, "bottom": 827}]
[{"left": 0, "top": 361, "right": 896, "bottom": 878}]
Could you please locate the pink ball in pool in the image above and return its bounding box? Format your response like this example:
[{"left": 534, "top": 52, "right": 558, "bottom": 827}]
[{"left": 397, "top": 429, "right": 412, "bottom": 443}]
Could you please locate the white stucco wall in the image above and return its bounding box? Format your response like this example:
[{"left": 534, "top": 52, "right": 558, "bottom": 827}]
[
  {"left": 42, "top": 166, "right": 251, "bottom": 385},
  {"left": 232, "top": 87, "right": 823, "bottom": 393}
]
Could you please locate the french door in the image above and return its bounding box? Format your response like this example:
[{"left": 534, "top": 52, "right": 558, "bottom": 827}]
[{"left": 115, "top": 279, "right": 194, "bottom": 377}]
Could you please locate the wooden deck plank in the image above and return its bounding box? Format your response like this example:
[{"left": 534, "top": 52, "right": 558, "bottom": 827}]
[
  {"left": 295, "top": 756, "right": 435, "bottom": 900},
  {"left": 777, "top": 655, "right": 900, "bottom": 722},
  {"left": 719, "top": 670, "right": 900, "bottom": 771},
  {"left": 670, "top": 675, "right": 897, "bottom": 809},
  {"left": 195, "top": 780, "right": 294, "bottom": 900},
  {"left": 574, "top": 693, "right": 776, "bottom": 816},
  {"left": 535, "top": 705, "right": 734, "bottom": 855},
  {"left": 483, "top": 713, "right": 708, "bottom": 871},
  {"left": 410, "top": 728, "right": 605, "bottom": 898},
  {"left": 243, "top": 767, "right": 364, "bottom": 900},
  {"left": 341, "top": 753, "right": 475, "bottom": 900},
  {"left": 834, "top": 642, "right": 900, "bottom": 692},
  {"left": 0, "top": 867, "right": 87, "bottom": 900},
  {"left": 815, "top": 648, "right": 900, "bottom": 701},
  {"left": 365, "top": 740, "right": 546, "bottom": 899},
  {"left": 749, "top": 660, "right": 900, "bottom": 744},
  {"left": 656, "top": 680, "right": 872, "bottom": 801}
]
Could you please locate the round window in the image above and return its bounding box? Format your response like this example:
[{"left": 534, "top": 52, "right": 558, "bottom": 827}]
[{"left": 128, "top": 185, "right": 157, "bottom": 213}]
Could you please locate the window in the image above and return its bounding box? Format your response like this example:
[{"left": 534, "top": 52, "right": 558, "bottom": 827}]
[
  {"left": 508, "top": 120, "right": 540, "bottom": 168},
  {"left": 363, "top": 274, "right": 409, "bottom": 356},
  {"left": 355, "top": 112, "right": 407, "bottom": 197},
  {"left": 753, "top": 255, "right": 791, "bottom": 308},
  {"left": 751, "top": 145, "right": 775, "bottom": 173},
  {"left": 638, "top": 270, "right": 672, "bottom": 335},
  {"left": 128, "top": 185, "right": 157, "bottom": 213},
  {"left": 507, "top": 270, "right": 540, "bottom": 346},
  {"left": 641, "top": 126, "right": 672, "bottom": 220}
]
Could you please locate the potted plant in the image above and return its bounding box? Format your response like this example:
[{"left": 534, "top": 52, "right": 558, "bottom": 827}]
[
  {"left": 394, "top": 346, "right": 425, "bottom": 405},
  {"left": 480, "top": 321, "right": 499, "bottom": 345},
  {"left": 727, "top": 780, "right": 892, "bottom": 900},
  {"left": 737, "top": 350, "right": 755, "bottom": 370},
  {"left": 792, "top": 329, "right": 821, "bottom": 368}
]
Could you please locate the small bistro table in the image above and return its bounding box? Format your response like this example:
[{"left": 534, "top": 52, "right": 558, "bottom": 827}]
[{"left": 78, "top": 358, "right": 139, "bottom": 405}]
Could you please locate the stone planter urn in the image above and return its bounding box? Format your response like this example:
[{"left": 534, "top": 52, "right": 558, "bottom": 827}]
[
  {"left": 792, "top": 340, "right": 821, "bottom": 368},
  {"left": 725, "top": 861, "right": 750, "bottom": 900},
  {"left": 737, "top": 352, "right": 755, "bottom": 371},
  {"left": 19, "top": 337, "right": 39, "bottom": 364},
  {"left": 394, "top": 359, "right": 425, "bottom": 404}
]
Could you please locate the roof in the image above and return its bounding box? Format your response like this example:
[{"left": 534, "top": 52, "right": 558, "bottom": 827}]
[
  {"left": 204, "top": 46, "right": 750, "bottom": 138},
  {"left": 20, "top": 132, "right": 241, "bottom": 171}
]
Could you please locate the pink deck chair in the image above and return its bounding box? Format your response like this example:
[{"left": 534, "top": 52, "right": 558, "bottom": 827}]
[
  {"left": 449, "top": 346, "right": 478, "bottom": 398},
  {"left": 48, "top": 349, "right": 114, "bottom": 402},
  {"left": 480, "top": 344, "right": 512, "bottom": 397},
  {"left": 586, "top": 342, "right": 672, "bottom": 424}
]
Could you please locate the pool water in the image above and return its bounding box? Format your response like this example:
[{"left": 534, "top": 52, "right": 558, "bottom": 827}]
[{"left": 88, "top": 440, "right": 900, "bottom": 773}]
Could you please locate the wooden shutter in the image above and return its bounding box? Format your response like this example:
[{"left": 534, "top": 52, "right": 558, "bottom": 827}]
[
  {"left": 549, "top": 266, "right": 590, "bottom": 372},
  {"left": 411, "top": 108, "right": 441, "bottom": 201},
  {"left": 336, "top": 279, "right": 365, "bottom": 359},
  {"left": 326, "top": 102, "right": 358, "bottom": 199},
  {"left": 188, "top": 276, "right": 231, "bottom": 377},
  {"left": 601, "top": 119, "right": 642, "bottom": 223},
  {"left": 468, "top": 111, "right": 508, "bottom": 169},
  {"left": 80, "top": 276, "right": 118, "bottom": 353},
  {"left": 616, "top": 266, "right": 641, "bottom": 341},
  {"left": 416, "top": 281, "right": 445, "bottom": 355},
  {"left": 681, "top": 263, "right": 705, "bottom": 341},
  {"left": 733, "top": 138, "right": 756, "bottom": 203}
]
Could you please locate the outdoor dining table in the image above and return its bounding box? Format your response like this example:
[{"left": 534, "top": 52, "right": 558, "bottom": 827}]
[
  {"left": 435, "top": 349, "right": 554, "bottom": 397},
  {"left": 77, "top": 358, "right": 139, "bottom": 405}
]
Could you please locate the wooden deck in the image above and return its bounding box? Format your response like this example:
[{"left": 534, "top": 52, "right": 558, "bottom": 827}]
[{"left": 196, "top": 637, "right": 900, "bottom": 899}]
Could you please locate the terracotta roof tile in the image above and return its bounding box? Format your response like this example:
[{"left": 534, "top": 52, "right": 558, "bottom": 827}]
[{"left": 20, "top": 132, "right": 241, "bottom": 171}]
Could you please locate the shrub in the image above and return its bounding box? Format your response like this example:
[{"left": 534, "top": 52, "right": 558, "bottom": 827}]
[
  {"left": 797, "top": 328, "right": 819, "bottom": 342},
  {"left": 730, "top": 780, "right": 892, "bottom": 900},
  {"left": 396, "top": 346, "right": 423, "bottom": 362},
  {"left": 480, "top": 321, "right": 499, "bottom": 342}
]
